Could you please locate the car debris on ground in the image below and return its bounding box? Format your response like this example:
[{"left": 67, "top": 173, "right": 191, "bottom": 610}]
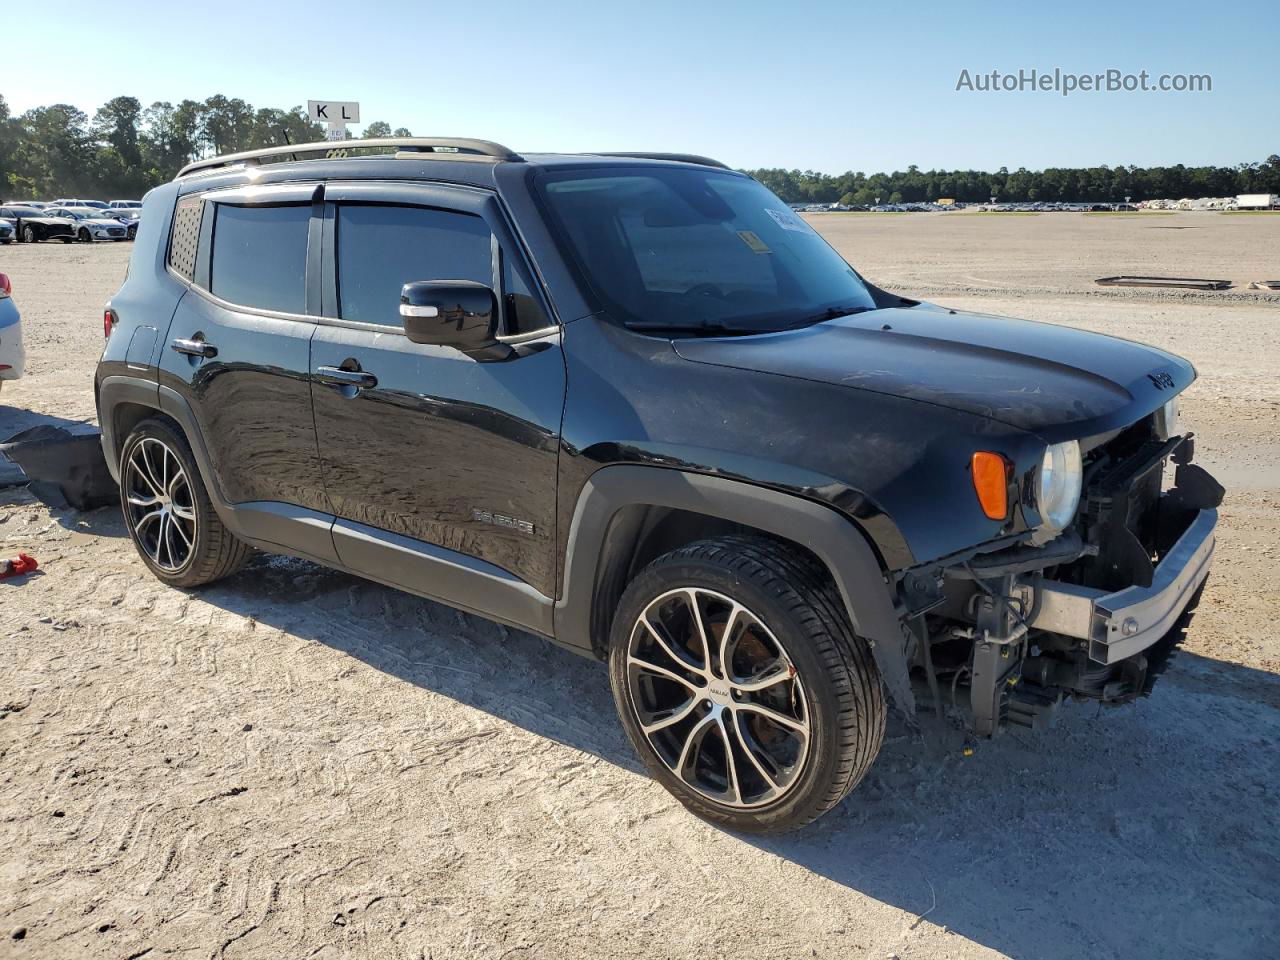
[
  {"left": 0, "top": 553, "right": 38, "bottom": 579},
  {"left": 0, "top": 424, "right": 117, "bottom": 510},
  {"left": 1094, "top": 275, "right": 1232, "bottom": 290}
]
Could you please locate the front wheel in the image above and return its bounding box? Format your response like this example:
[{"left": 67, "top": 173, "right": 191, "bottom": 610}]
[
  {"left": 118, "top": 418, "right": 252, "bottom": 588},
  {"left": 608, "top": 536, "right": 885, "bottom": 833},
  {"left": 22, "top": 226, "right": 36, "bottom": 243},
  {"left": 77, "top": 228, "right": 91, "bottom": 242}
]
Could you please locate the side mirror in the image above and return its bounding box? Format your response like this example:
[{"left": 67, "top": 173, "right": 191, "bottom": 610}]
[{"left": 400, "top": 280, "right": 501, "bottom": 358}]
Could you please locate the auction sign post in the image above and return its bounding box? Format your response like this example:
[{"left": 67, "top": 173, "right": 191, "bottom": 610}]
[{"left": 308, "top": 100, "right": 360, "bottom": 141}]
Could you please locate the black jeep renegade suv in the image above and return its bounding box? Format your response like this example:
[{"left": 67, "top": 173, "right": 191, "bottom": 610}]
[{"left": 95, "top": 138, "right": 1222, "bottom": 832}]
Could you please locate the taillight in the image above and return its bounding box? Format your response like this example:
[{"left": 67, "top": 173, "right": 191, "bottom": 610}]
[
  {"left": 104, "top": 307, "right": 118, "bottom": 339},
  {"left": 0, "top": 273, "right": 11, "bottom": 299}
]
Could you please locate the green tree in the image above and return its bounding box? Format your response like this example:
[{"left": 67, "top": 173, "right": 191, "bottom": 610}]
[
  {"left": 13, "top": 104, "right": 95, "bottom": 196},
  {"left": 0, "top": 95, "right": 16, "bottom": 194},
  {"left": 199, "top": 95, "right": 255, "bottom": 154}
]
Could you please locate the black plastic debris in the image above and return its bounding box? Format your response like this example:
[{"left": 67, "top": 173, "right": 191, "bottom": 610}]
[
  {"left": 1094, "top": 276, "right": 1231, "bottom": 290},
  {"left": 0, "top": 425, "right": 118, "bottom": 510}
]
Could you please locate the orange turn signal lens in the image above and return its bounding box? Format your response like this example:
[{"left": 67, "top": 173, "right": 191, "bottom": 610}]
[{"left": 971, "top": 452, "right": 1010, "bottom": 520}]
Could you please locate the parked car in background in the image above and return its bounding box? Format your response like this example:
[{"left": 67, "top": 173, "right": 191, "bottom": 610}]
[
  {"left": 108, "top": 200, "right": 142, "bottom": 210},
  {"left": 0, "top": 219, "right": 14, "bottom": 244},
  {"left": 51, "top": 198, "right": 109, "bottom": 209},
  {"left": 44, "top": 206, "right": 130, "bottom": 242},
  {"left": 0, "top": 272, "right": 23, "bottom": 396},
  {"left": 104, "top": 209, "right": 141, "bottom": 239},
  {"left": 4, "top": 200, "right": 47, "bottom": 208},
  {"left": 0, "top": 205, "right": 76, "bottom": 243}
]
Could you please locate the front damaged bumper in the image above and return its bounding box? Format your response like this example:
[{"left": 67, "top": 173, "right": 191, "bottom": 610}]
[{"left": 1030, "top": 507, "right": 1217, "bottom": 665}]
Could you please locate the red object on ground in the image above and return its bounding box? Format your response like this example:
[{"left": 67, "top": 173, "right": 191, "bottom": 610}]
[{"left": 0, "top": 554, "right": 38, "bottom": 579}]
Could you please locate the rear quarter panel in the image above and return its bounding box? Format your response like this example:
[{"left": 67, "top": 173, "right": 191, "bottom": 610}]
[{"left": 98, "top": 182, "right": 188, "bottom": 382}]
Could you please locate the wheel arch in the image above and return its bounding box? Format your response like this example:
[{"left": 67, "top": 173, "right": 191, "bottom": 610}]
[
  {"left": 554, "top": 466, "right": 915, "bottom": 715},
  {"left": 98, "top": 375, "right": 164, "bottom": 483},
  {"left": 98, "top": 377, "right": 220, "bottom": 506}
]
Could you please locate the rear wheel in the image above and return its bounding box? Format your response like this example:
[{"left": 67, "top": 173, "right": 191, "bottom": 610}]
[
  {"left": 119, "top": 418, "right": 251, "bottom": 588},
  {"left": 608, "top": 536, "right": 885, "bottom": 833}
]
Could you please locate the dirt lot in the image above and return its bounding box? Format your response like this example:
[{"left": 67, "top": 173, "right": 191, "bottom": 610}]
[{"left": 1, "top": 214, "right": 1277, "bottom": 960}]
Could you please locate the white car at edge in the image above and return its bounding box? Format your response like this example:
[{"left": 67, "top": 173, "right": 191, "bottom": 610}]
[{"left": 0, "top": 272, "right": 23, "bottom": 395}]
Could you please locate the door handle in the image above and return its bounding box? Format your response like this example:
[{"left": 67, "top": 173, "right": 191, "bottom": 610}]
[
  {"left": 171, "top": 337, "right": 217, "bottom": 358},
  {"left": 315, "top": 366, "right": 378, "bottom": 390}
]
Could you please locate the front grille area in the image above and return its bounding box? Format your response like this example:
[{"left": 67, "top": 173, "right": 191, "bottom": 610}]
[
  {"left": 107, "top": 228, "right": 125, "bottom": 237},
  {"left": 1071, "top": 418, "right": 1178, "bottom": 591}
]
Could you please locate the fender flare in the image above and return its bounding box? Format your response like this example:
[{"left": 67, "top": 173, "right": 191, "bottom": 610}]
[
  {"left": 553, "top": 465, "right": 915, "bottom": 715},
  {"left": 98, "top": 375, "right": 237, "bottom": 511},
  {"left": 97, "top": 375, "right": 161, "bottom": 483}
]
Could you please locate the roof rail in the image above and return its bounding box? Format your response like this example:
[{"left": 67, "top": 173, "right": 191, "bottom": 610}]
[
  {"left": 591, "top": 152, "right": 731, "bottom": 170},
  {"left": 176, "top": 138, "right": 522, "bottom": 179}
]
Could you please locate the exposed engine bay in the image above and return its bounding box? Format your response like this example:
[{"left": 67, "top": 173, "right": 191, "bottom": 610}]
[{"left": 902, "top": 416, "right": 1224, "bottom": 736}]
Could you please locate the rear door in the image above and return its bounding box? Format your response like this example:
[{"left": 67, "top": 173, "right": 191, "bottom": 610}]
[
  {"left": 158, "top": 183, "right": 336, "bottom": 562},
  {"left": 310, "top": 182, "right": 566, "bottom": 598}
]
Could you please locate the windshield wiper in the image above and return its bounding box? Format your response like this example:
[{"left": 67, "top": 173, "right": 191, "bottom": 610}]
[
  {"left": 626, "top": 320, "right": 747, "bottom": 335},
  {"left": 780, "top": 304, "right": 873, "bottom": 329}
]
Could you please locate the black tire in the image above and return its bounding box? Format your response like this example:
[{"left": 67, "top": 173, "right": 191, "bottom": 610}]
[
  {"left": 118, "top": 417, "right": 252, "bottom": 588},
  {"left": 22, "top": 226, "right": 36, "bottom": 243},
  {"left": 77, "top": 227, "right": 91, "bottom": 243},
  {"left": 127, "top": 225, "right": 137, "bottom": 240},
  {"left": 608, "top": 535, "right": 885, "bottom": 833}
]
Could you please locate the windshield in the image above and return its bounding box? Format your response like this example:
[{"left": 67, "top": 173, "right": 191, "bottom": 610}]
[{"left": 538, "top": 166, "right": 876, "bottom": 334}]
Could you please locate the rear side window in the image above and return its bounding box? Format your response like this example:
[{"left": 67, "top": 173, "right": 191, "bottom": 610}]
[
  {"left": 168, "top": 195, "right": 204, "bottom": 281},
  {"left": 210, "top": 204, "right": 310, "bottom": 314},
  {"left": 335, "top": 204, "right": 493, "bottom": 326}
]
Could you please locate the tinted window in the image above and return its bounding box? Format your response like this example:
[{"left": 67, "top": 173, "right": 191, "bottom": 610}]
[
  {"left": 502, "top": 254, "right": 550, "bottom": 334},
  {"left": 210, "top": 204, "right": 310, "bottom": 313},
  {"left": 167, "top": 195, "right": 204, "bottom": 281},
  {"left": 539, "top": 168, "right": 875, "bottom": 334},
  {"left": 336, "top": 204, "right": 492, "bottom": 326}
]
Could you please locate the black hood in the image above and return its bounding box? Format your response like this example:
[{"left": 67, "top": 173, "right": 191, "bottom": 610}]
[{"left": 672, "top": 303, "right": 1194, "bottom": 439}]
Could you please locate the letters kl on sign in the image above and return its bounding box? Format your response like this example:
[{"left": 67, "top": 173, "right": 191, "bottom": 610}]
[{"left": 307, "top": 101, "right": 361, "bottom": 141}]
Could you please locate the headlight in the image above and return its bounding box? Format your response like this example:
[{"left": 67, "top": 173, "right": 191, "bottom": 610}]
[
  {"left": 1034, "top": 440, "right": 1082, "bottom": 537},
  {"left": 1153, "top": 396, "right": 1180, "bottom": 439}
]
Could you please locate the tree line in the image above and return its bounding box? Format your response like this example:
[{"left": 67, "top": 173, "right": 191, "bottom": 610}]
[
  {"left": 746, "top": 158, "right": 1280, "bottom": 206},
  {"left": 0, "top": 94, "right": 412, "bottom": 200},
  {"left": 3, "top": 93, "right": 1277, "bottom": 204}
]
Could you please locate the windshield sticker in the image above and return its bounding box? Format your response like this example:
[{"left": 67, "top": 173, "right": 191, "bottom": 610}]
[
  {"left": 737, "top": 230, "right": 771, "bottom": 254},
  {"left": 765, "top": 207, "right": 813, "bottom": 233}
]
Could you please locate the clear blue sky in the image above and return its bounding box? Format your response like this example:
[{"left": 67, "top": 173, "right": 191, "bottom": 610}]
[{"left": 6, "top": 0, "right": 1275, "bottom": 173}]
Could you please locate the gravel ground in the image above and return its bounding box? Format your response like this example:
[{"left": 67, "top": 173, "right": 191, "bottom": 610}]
[{"left": 1, "top": 214, "right": 1277, "bottom": 960}]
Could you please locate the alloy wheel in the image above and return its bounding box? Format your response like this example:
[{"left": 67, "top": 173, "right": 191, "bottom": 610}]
[
  {"left": 625, "top": 587, "right": 810, "bottom": 808},
  {"left": 124, "top": 437, "right": 197, "bottom": 572}
]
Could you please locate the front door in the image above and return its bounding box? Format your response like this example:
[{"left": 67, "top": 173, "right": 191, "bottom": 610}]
[{"left": 310, "top": 183, "right": 566, "bottom": 598}]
